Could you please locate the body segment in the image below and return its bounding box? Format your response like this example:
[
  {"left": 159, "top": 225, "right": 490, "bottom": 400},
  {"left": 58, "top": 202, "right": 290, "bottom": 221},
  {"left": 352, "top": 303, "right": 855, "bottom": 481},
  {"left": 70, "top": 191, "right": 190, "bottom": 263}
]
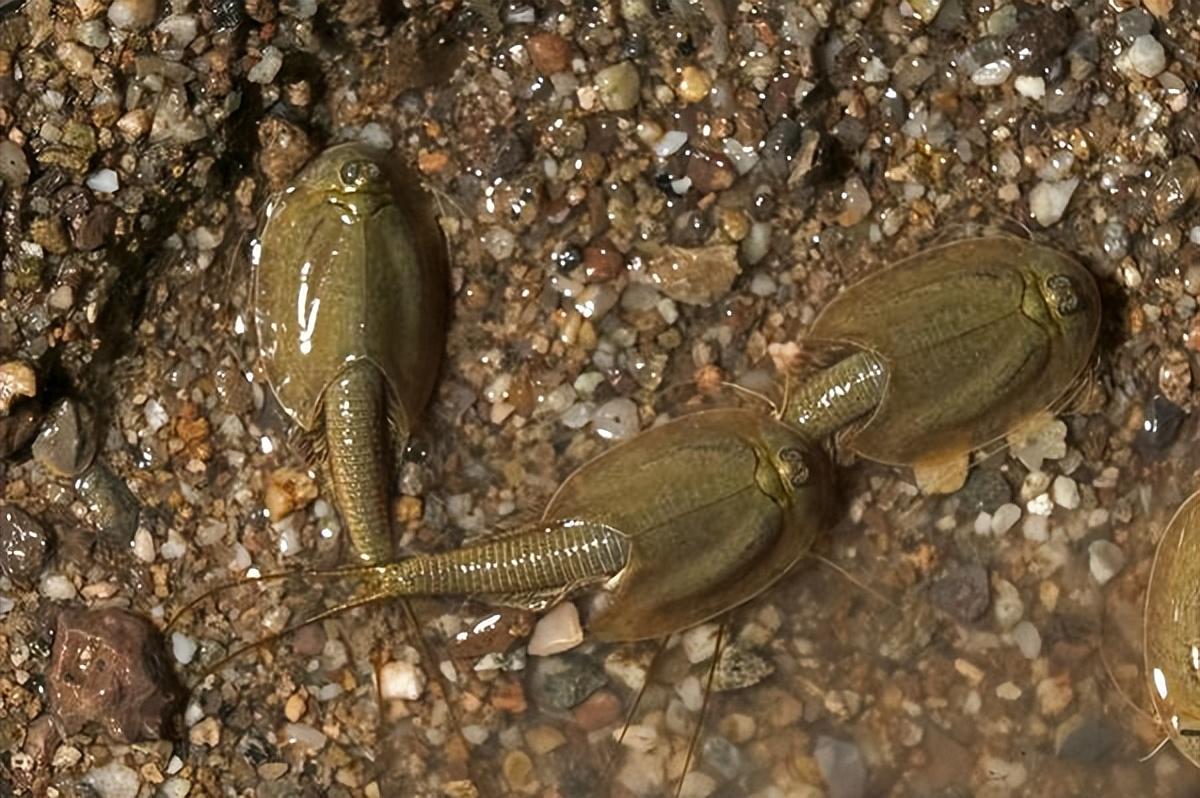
[{"left": 254, "top": 143, "right": 447, "bottom": 562}]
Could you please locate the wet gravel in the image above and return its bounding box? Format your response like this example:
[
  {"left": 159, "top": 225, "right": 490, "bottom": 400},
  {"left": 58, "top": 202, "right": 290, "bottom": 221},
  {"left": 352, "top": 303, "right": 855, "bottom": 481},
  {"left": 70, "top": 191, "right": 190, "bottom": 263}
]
[{"left": 1, "top": 0, "right": 1200, "bottom": 796}]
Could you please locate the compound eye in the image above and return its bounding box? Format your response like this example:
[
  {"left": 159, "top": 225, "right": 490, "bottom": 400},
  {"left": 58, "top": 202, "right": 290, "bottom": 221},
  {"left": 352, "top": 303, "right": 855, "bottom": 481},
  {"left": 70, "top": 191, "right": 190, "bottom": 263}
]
[
  {"left": 779, "top": 447, "right": 810, "bottom": 487},
  {"left": 339, "top": 160, "right": 360, "bottom": 186},
  {"left": 339, "top": 159, "right": 380, "bottom": 187},
  {"left": 1046, "top": 274, "right": 1080, "bottom": 316}
]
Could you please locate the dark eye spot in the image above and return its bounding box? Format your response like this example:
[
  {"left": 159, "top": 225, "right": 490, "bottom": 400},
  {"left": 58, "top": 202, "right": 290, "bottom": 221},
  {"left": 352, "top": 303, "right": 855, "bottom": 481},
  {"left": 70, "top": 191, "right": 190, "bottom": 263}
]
[
  {"left": 1047, "top": 274, "right": 1080, "bottom": 315},
  {"left": 779, "top": 447, "right": 809, "bottom": 486},
  {"left": 340, "top": 161, "right": 361, "bottom": 185}
]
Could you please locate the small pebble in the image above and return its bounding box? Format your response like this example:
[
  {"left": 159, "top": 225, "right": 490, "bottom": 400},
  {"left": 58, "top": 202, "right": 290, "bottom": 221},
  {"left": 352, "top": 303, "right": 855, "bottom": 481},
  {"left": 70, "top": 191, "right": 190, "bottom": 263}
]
[
  {"left": 1026, "top": 493, "right": 1053, "bottom": 517},
  {"left": 171, "top": 632, "right": 197, "bottom": 665},
  {"left": 992, "top": 578, "right": 1024, "bottom": 630},
  {"left": 1012, "top": 620, "right": 1042, "bottom": 659},
  {"left": 594, "top": 61, "right": 640, "bottom": 111},
  {"left": 526, "top": 32, "right": 572, "bottom": 74},
  {"left": 591, "top": 398, "right": 639, "bottom": 441},
  {"left": 676, "top": 65, "right": 712, "bottom": 104},
  {"left": 527, "top": 602, "right": 583, "bottom": 656},
  {"left": 1028, "top": 178, "right": 1079, "bottom": 226},
  {"left": 86, "top": 168, "right": 119, "bottom": 193},
  {"left": 814, "top": 736, "right": 867, "bottom": 798},
  {"left": 971, "top": 59, "right": 1013, "bottom": 86},
  {"left": 1014, "top": 75, "right": 1045, "bottom": 99},
  {"left": 0, "top": 139, "right": 30, "bottom": 186},
  {"left": 248, "top": 46, "right": 284, "bottom": 84},
  {"left": 991, "top": 503, "right": 1021, "bottom": 535},
  {"left": 1038, "top": 675, "right": 1074, "bottom": 717},
  {"left": 1120, "top": 34, "right": 1167, "bottom": 78},
  {"left": 1088, "top": 540, "right": 1126, "bottom": 585},
  {"left": 42, "top": 573, "right": 78, "bottom": 600},
  {"left": 282, "top": 722, "right": 326, "bottom": 750},
  {"left": 378, "top": 660, "right": 426, "bottom": 701},
  {"left": 0, "top": 504, "right": 51, "bottom": 585},
  {"left": 84, "top": 761, "right": 140, "bottom": 798},
  {"left": 108, "top": 0, "right": 157, "bottom": 30},
  {"left": 996, "top": 682, "right": 1022, "bottom": 700},
  {"left": 1051, "top": 476, "right": 1080, "bottom": 509}
]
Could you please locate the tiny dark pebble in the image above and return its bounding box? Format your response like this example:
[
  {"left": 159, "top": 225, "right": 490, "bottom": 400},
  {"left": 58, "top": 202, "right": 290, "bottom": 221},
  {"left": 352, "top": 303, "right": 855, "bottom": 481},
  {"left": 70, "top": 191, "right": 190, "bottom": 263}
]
[
  {"left": 582, "top": 238, "right": 623, "bottom": 282},
  {"left": 1054, "top": 713, "right": 1121, "bottom": 762},
  {"left": 0, "top": 503, "right": 51, "bottom": 586},
  {"left": 47, "top": 607, "right": 185, "bottom": 743},
  {"left": 955, "top": 468, "right": 1012, "bottom": 513},
  {"left": 1134, "top": 394, "right": 1187, "bottom": 460},
  {"left": 32, "top": 398, "right": 96, "bottom": 478},
  {"left": 77, "top": 463, "right": 140, "bottom": 546},
  {"left": 0, "top": 401, "right": 44, "bottom": 460},
  {"left": 1006, "top": 3, "right": 1077, "bottom": 76},
  {"left": 528, "top": 654, "right": 606, "bottom": 710},
  {"left": 686, "top": 149, "right": 735, "bottom": 195},
  {"left": 929, "top": 561, "right": 990, "bottom": 624}
]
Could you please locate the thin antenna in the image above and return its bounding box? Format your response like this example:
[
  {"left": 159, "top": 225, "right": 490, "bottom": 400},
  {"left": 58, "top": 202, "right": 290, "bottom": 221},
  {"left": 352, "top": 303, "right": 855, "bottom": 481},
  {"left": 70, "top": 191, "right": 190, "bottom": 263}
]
[
  {"left": 676, "top": 622, "right": 725, "bottom": 798},
  {"left": 718, "top": 381, "right": 778, "bottom": 414},
  {"left": 806, "top": 552, "right": 898, "bottom": 609}
]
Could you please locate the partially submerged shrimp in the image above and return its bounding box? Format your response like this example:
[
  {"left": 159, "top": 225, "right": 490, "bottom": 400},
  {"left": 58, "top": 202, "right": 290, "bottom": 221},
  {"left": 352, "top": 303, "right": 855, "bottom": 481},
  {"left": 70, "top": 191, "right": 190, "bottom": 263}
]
[
  {"left": 784, "top": 236, "right": 1100, "bottom": 491},
  {"left": 253, "top": 142, "right": 447, "bottom": 563}
]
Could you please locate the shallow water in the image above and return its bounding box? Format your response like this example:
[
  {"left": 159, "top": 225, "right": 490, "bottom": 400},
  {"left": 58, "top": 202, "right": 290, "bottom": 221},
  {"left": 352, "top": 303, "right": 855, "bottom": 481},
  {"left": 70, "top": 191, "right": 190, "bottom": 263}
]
[{"left": 3, "top": 1, "right": 1200, "bottom": 796}]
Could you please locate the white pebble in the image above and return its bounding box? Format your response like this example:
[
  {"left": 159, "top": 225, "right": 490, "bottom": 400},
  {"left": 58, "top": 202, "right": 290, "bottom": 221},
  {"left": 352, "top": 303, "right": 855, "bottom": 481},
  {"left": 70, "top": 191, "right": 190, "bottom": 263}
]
[
  {"left": 84, "top": 761, "right": 140, "bottom": 798},
  {"left": 974, "top": 511, "right": 993, "bottom": 536},
  {"left": 131, "top": 527, "right": 155, "bottom": 562},
  {"left": 461, "top": 724, "right": 490, "bottom": 745},
  {"left": 527, "top": 602, "right": 583, "bottom": 656},
  {"left": 617, "top": 724, "right": 659, "bottom": 753},
  {"left": 1026, "top": 493, "right": 1054, "bottom": 517},
  {"left": 41, "top": 573, "right": 77, "bottom": 600},
  {"left": 1012, "top": 620, "right": 1042, "bottom": 659},
  {"left": 1022, "top": 514, "right": 1049, "bottom": 543},
  {"left": 971, "top": 59, "right": 1013, "bottom": 87},
  {"left": 681, "top": 623, "right": 720, "bottom": 664},
  {"left": 160, "top": 778, "right": 191, "bottom": 798},
  {"left": 1088, "top": 540, "right": 1126, "bottom": 585},
  {"left": 160, "top": 529, "right": 187, "bottom": 560},
  {"left": 1121, "top": 34, "right": 1167, "bottom": 79},
  {"left": 990, "top": 503, "right": 1021, "bottom": 535},
  {"left": 107, "top": 0, "right": 156, "bottom": 30},
  {"left": 996, "top": 681, "right": 1022, "bottom": 700},
  {"left": 1093, "top": 466, "right": 1119, "bottom": 489},
  {"left": 143, "top": 399, "right": 169, "bottom": 433},
  {"left": 654, "top": 130, "right": 688, "bottom": 158},
  {"left": 171, "top": 632, "right": 197, "bottom": 665},
  {"left": 378, "top": 660, "right": 426, "bottom": 701},
  {"left": 1028, "top": 178, "right": 1079, "bottom": 227},
  {"left": 992, "top": 578, "right": 1024, "bottom": 630},
  {"left": 1051, "top": 475, "right": 1080, "bottom": 509},
  {"left": 283, "top": 722, "right": 327, "bottom": 750},
  {"left": 1014, "top": 75, "right": 1045, "bottom": 99},
  {"left": 248, "top": 46, "right": 284, "bottom": 84},
  {"left": 591, "top": 398, "right": 639, "bottom": 441},
  {"left": 86, "top": 168, "right": 118, "bottom": 193}
]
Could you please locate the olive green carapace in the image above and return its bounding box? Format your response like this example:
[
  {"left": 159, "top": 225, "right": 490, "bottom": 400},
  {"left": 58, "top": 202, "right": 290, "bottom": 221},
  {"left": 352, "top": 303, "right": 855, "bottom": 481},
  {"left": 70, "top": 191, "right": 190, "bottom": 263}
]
[
  {"left": 1145, "top": 490, "right": 1200, "bottom": 768},
  {"left": 806, "top": 236, "right": 1100, "bottom": 467},
  {"left": 544, "top": 407, "right": 836, "bottom": 642},
  {"left": 254, "top": 143, "right": 447, "bottom": 562},
  {"left": 360, "top": 408, "right": 835, "bottom": 643}
]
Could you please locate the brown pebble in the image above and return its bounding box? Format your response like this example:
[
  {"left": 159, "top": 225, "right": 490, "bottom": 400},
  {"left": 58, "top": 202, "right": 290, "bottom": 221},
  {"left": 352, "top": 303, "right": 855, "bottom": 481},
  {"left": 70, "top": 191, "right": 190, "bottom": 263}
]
[
  {"left": 47, "top": 607, "right": 185, "bottom": 743},
  {"left": 502, "top": 750, "right": 537, "bottom": 793},
  {"left": 491, "top": 679, "right": 528, "bottom": 714},
  {"left": 189, "top": 716, "right": 221, "bottom": 747},
  {"left": 257, "top": 116, "right": 316, "bottom": 191},
  {"left": 394, "top": 495, "right": 423, "bottom": 523},
  {"left": 686, "top": 149, "right": 735, "bottom": 194},
  {"left": 527, "top": 32, "right": 573, "bottom": 74},
  {"left": 264, "top": 467, "right": 318, "bottom": 521},
  {"left": 525, "top": 724, "right": 567, "bottom": 755},
  {"left": 284, "top": 691, "right": 307, "bottom": 722},
  {"left": 418, "top": 149, "right": 449, "bottom": 175},
  {"left": 572, "top": 689, "right": 621, "bottom": 731},
  {"left": 582, "top": 238, "right": 624, "bottom": 282},
  {"left": 0, "top": 361, "right": 36, "bottom": 415}
]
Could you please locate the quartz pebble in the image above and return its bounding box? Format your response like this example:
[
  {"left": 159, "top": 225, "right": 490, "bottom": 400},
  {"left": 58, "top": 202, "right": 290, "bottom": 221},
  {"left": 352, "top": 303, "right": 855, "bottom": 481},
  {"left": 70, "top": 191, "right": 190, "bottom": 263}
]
[
  {"left": 1028, "top": 178, "right": 1079, "bottom": 226},
  {"left": 992, "top": 578, "right": 1024, "bottom": 630},
  {"left": 379, "top": 660, "right": 426, "bottom": 701},
  {"left": 1088, "top": 540, "right": 1126, "bottom": 585},
  {"left": 594, "top": 62, "right": 640, "bottom": 111},
  {"left": 1051, "top": 476, "right": 1080, "bottom": 509},
  {"left": 108, "top": 0, "right": 157, "bottom": 30},
  {"left": 1012, "top": 620, "right": 1042, "bottom": 659},
  {"left": 86, "top": 168, "right": 119, "bottom": 193},
  {"left": 248, "top": 46, "right": 284, "bottom": 84},
  {"left": 814, "top": 736, "right": 867, "bottom": 798},
  {"left": 991, "top": 503, "right": 1021, "bottom": 535},
  {"left": 527, "top": 602, "right": 583, "bottom": 656},
  {"left": 591, "top": 398, "right": 639, "bottom": 441},
  {"left": 1120, "top": 35, "right": 1167, "bottom": 78},
  {"left": 84, "top": 761, "right": 141, "bottom": 798}
]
